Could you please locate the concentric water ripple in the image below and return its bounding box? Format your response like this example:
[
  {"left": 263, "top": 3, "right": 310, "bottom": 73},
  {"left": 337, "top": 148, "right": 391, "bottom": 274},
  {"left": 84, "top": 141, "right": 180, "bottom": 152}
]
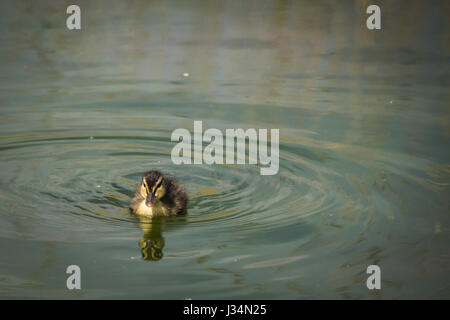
[{"left": 1, "top": 125, "right": 442, "bottom": 244}]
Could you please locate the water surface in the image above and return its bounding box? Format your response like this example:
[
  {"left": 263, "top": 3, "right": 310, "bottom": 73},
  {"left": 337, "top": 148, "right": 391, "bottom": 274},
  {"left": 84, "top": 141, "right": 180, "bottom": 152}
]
[{"left": 0, "top": 0, "right": 449, "bottom": 299}]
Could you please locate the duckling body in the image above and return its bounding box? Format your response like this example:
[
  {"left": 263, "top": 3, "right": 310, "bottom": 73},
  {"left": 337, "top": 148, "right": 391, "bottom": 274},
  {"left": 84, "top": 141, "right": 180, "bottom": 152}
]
[{"left": 130, "top": 170, "right": 188, "bottom": 217}]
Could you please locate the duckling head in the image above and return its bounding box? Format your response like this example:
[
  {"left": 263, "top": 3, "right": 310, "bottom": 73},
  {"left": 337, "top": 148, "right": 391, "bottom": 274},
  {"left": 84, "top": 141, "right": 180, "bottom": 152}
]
[{"left": 140, "top": 170, "right": 166, "bottom": 207}]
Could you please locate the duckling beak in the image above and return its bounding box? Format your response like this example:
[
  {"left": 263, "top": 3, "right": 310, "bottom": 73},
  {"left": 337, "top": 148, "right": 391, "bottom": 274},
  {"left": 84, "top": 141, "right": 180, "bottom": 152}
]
[{"left": 145, "top": 193, "right": 155, "bottom": 207}]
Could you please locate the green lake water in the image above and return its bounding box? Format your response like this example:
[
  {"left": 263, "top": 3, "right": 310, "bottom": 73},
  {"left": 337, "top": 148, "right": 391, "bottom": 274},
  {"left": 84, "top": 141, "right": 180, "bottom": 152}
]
[{"left": 0, "top": 0, "right": 449, "bottom": 299}]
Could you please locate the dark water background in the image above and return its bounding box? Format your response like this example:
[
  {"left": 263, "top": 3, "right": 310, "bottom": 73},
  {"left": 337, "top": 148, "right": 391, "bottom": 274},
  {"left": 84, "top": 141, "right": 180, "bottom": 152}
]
[{"left": 0, "top": 0, "right": 449, "bottom": 299}]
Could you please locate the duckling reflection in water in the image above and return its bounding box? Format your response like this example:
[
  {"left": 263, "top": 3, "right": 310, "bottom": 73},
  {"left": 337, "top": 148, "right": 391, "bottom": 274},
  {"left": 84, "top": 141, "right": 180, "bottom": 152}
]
[
  {"left": 138, "top": 217, "right": 165, "bottom": 261},
  {"left": 130, "top": 170, "right": 188, "bottom": 217}
]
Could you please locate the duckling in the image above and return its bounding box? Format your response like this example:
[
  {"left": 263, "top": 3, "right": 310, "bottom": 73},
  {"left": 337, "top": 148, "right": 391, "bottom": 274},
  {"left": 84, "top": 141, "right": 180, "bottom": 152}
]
[{"left": 130, "top": 170, "right": 188, "bottom": 217}]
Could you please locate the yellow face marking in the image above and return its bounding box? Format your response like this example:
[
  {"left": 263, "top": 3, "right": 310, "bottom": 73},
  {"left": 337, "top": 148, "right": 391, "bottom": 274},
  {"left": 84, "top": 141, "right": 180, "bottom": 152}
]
[
  {"left": 152, "top": 176, "right": 163, "bottom": 193},
  {"left": 142, "top": 178, "right": 150, "bottom": 195}
]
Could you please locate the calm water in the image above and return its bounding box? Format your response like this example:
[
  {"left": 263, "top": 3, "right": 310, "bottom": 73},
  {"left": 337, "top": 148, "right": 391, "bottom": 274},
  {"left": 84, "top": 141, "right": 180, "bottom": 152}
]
[{"left": 0, "top": 0, "right": 449, "bottom": 299}]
